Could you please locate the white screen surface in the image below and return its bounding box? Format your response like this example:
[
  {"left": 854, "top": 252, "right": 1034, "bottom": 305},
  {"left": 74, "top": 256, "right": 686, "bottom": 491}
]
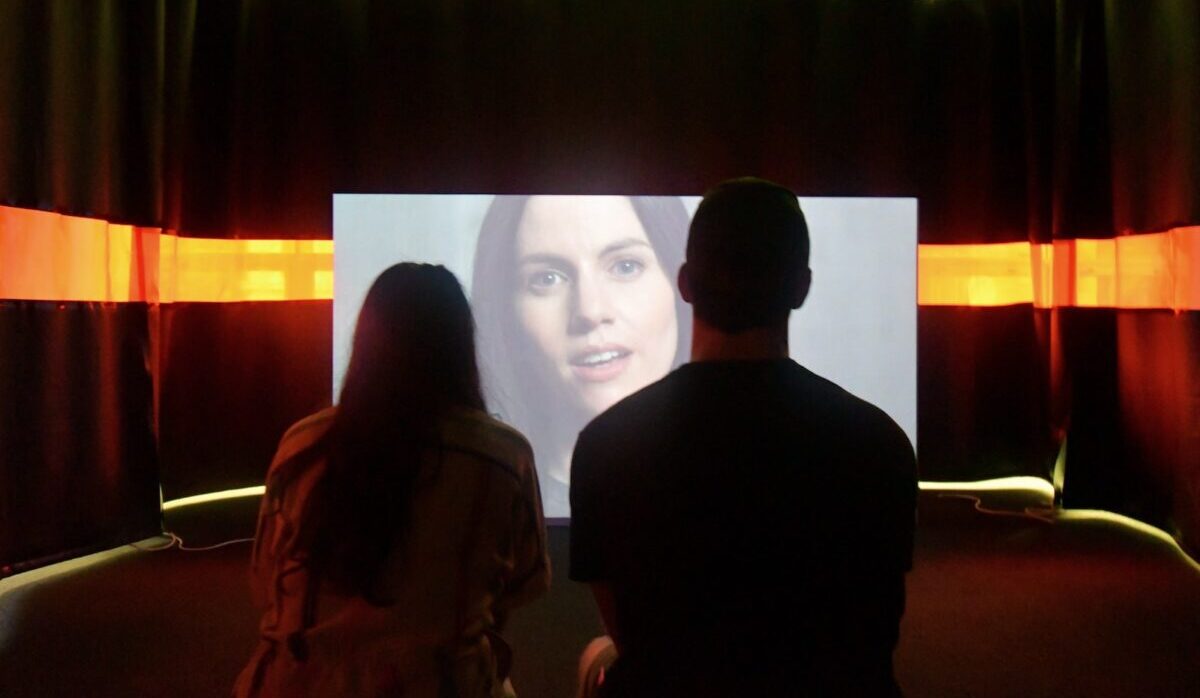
[{"left": 333, "top": 195, "right": 916, "bottom": 518}]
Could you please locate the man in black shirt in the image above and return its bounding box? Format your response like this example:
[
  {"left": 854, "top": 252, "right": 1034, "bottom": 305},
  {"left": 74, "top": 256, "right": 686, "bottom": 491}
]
[{"left": 569, "top": 178, "right": 917, "bottom": 697}]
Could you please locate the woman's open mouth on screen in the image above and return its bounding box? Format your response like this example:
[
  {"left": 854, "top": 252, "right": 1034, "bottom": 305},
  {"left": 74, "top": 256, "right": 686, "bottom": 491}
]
[{"left": 569, "top": 345, "right": 633, "bottom": 382}]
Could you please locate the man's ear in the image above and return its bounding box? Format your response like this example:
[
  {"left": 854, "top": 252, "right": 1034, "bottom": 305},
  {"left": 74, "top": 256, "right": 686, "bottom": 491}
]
[
  {"left": 678, "top": 262, "right": 694, "bottom": 304},
  {"left": 792, "top": 267, "right": 812, "bottom": 309}
]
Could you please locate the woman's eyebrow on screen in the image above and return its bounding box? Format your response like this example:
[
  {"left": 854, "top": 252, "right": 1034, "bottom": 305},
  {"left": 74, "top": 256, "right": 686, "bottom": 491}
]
[
  {"left": 597, "top": 238, "right": 653, "bottom": 258},
  {"left": 517, "top": 239, "right": 653, "bottom": 269},
  {"left": 519, "top": 252, "right": 575, "bottom": 270}
]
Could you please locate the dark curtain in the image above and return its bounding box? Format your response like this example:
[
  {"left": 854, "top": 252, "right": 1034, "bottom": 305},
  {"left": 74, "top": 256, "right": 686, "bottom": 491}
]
[
  {"left": 1, "top": 0, "right": 171, "bottom": 572},
  {"left": 156, "top": 301, "right": 331, "bottom": 500},
  {"left": 0, "top": 301, "right": 159, "bottom": 574},
  {"left": 1058, "top": 0, "right": 1200, "bottom": 548},
  {"left": 0, "top": 0, "right": 166, "bottom": 222},
  {"left": 2, "top": 0, "right": 1198, "bottom": 570}
]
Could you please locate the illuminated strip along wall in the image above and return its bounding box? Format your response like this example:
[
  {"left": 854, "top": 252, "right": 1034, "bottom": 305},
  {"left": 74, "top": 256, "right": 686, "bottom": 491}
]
[
  {"left": 2, "top": 205, "right": 1198, "bottom": 308},
  {"left": 0, "top": 206, "right": 332, "bottom": 303}
]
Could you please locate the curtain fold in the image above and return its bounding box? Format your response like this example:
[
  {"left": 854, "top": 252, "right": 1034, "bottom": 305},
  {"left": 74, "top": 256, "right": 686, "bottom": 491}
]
[{"left": 1105, "top": 0, "right": 1200, "bottom": 234}]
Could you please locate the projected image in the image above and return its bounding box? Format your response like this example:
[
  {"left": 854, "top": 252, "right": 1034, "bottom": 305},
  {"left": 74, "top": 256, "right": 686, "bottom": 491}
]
[
  {"left": 334, "top": 194, "right": 917, "bottom": 518},
  {"left": 472, "top": 196, "right": 692, "bottom": 511}
]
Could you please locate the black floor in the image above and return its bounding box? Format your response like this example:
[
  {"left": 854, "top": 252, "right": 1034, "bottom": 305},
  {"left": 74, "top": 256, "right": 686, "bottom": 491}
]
[{"left": 1, "top": 491, "right": 1198, "bottom": 697}]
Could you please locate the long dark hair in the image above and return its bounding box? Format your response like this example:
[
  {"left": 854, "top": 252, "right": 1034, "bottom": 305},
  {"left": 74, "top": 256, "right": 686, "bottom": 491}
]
[
  {"left": 270, "top": 263, "right": 485, "bottom": 599},
  {"left": 470, "top": 195, "right": 692, "bottom": 441}
]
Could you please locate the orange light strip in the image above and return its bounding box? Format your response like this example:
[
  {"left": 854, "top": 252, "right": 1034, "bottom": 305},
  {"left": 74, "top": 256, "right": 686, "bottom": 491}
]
[
  {"left": 158, "top": 236, "right": 333, "bottom": 302},
  {"left": 0, "top": 206, "right": 161, "bottom": 302},
  {"left": 0, "top": 206, "right": 332, "bottom": 302},
  {"left": 917, "top": 227, "right": 1200, "bottom": 310},
  {"left": 917, "top": 241, "right": 1038, "bottom": 307},
  {"left": 2, "top": 205, "right": 1198, "bottom": 307}
]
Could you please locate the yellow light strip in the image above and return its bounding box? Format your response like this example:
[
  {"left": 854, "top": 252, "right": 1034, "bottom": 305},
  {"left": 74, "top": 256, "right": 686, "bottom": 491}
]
[
  {"left": 160, "top": 485, "right": 266, "bottom": 511},
  {"left": 912, "top": 480, "right": 1199, "bottom": 571},
  {"left": 918, "top": 475, "right": 1057, "bottom": 500},
  {"left": 151, "top": 483, "right": 1200, "bottom": 576},
  {"left": 169, "top": 478, "right": 1061, "bottom": 513},
  {"left": 1056, "top": 509, "right": 1200, "bottom": 574},
  {"left": 8, "top": 489, "right": 1193, "bottom": 589}
]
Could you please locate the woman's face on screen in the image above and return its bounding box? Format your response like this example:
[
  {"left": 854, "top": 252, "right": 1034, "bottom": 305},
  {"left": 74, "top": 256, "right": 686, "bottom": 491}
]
[{"left": 514, "top": 196, "right": 679, "bottom": 417}]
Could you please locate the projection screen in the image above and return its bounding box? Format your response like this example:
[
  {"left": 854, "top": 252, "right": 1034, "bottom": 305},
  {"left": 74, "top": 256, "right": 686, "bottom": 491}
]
[{"left": 334, "top": 195, "right": 917, "bottom": 518}]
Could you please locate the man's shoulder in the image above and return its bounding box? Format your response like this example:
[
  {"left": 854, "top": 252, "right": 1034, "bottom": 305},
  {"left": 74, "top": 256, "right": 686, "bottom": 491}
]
[
  {"left": 788, "top": 363, "right": 902, "bottom": 430},
  {"left": 579, "top": 368, "right": 687, "bottom": 441},
  {"left": 798, "top": 367, "right": 915, "bottom": 471}
]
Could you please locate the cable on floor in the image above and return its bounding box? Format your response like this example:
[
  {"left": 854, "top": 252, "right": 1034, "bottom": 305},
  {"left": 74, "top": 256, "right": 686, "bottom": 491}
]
[
  {"left": 935, "top": 493, "right": 1057, "bottom": 523},
  {"left": 127, "top": 532, "right": 254, "bottom": 553}
]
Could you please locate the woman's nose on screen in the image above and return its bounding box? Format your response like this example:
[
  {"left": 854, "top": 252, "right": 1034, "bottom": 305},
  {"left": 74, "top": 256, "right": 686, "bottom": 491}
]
[{"left": 568, "top": 271, "right": 615, "bottom": 335}]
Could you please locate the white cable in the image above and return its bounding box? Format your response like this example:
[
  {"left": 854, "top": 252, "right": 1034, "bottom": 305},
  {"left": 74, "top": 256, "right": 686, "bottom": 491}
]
[
  {"left": 175, "top": 536, "right": 255, "bottom": 552},
  {"left": 127, "top": 532, "right": 254, "bottom": 553},
  {"left": 128, "top": 533, "right": 181, "bottom": 551}
]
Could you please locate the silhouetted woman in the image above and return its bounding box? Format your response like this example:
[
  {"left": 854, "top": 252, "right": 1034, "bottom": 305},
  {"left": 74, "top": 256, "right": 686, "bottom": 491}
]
[{"left": 235, "top": 263, "right": 549, "bottom": 698}]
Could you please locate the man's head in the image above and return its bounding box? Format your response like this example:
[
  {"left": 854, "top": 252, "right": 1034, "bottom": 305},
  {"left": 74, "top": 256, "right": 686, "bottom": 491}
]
[{"left": 679, "top": 178, "right": 811, "bottom": 333}]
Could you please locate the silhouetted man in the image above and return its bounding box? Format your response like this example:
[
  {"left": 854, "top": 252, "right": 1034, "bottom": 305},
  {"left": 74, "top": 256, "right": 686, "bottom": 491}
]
[{"left": 569, "top": 178, "right": 917, "bottom": 696}]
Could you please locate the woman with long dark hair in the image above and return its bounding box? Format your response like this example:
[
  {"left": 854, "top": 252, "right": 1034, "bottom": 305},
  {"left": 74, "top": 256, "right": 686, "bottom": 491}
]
[
  {"left": 472, "top": 196, "right": 692, "bottom": 516},
  {"left": 235, "top": 263, "right": 548, "bottom": 698}
]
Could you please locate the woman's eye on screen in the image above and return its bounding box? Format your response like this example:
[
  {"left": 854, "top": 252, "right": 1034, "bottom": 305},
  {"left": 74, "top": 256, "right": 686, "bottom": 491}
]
[
  {"left": 608, "top": 258, "right": 645, "bottom": 280},
  {"left": 526, "top": 269, "right": 568, "bottom": 294}
]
